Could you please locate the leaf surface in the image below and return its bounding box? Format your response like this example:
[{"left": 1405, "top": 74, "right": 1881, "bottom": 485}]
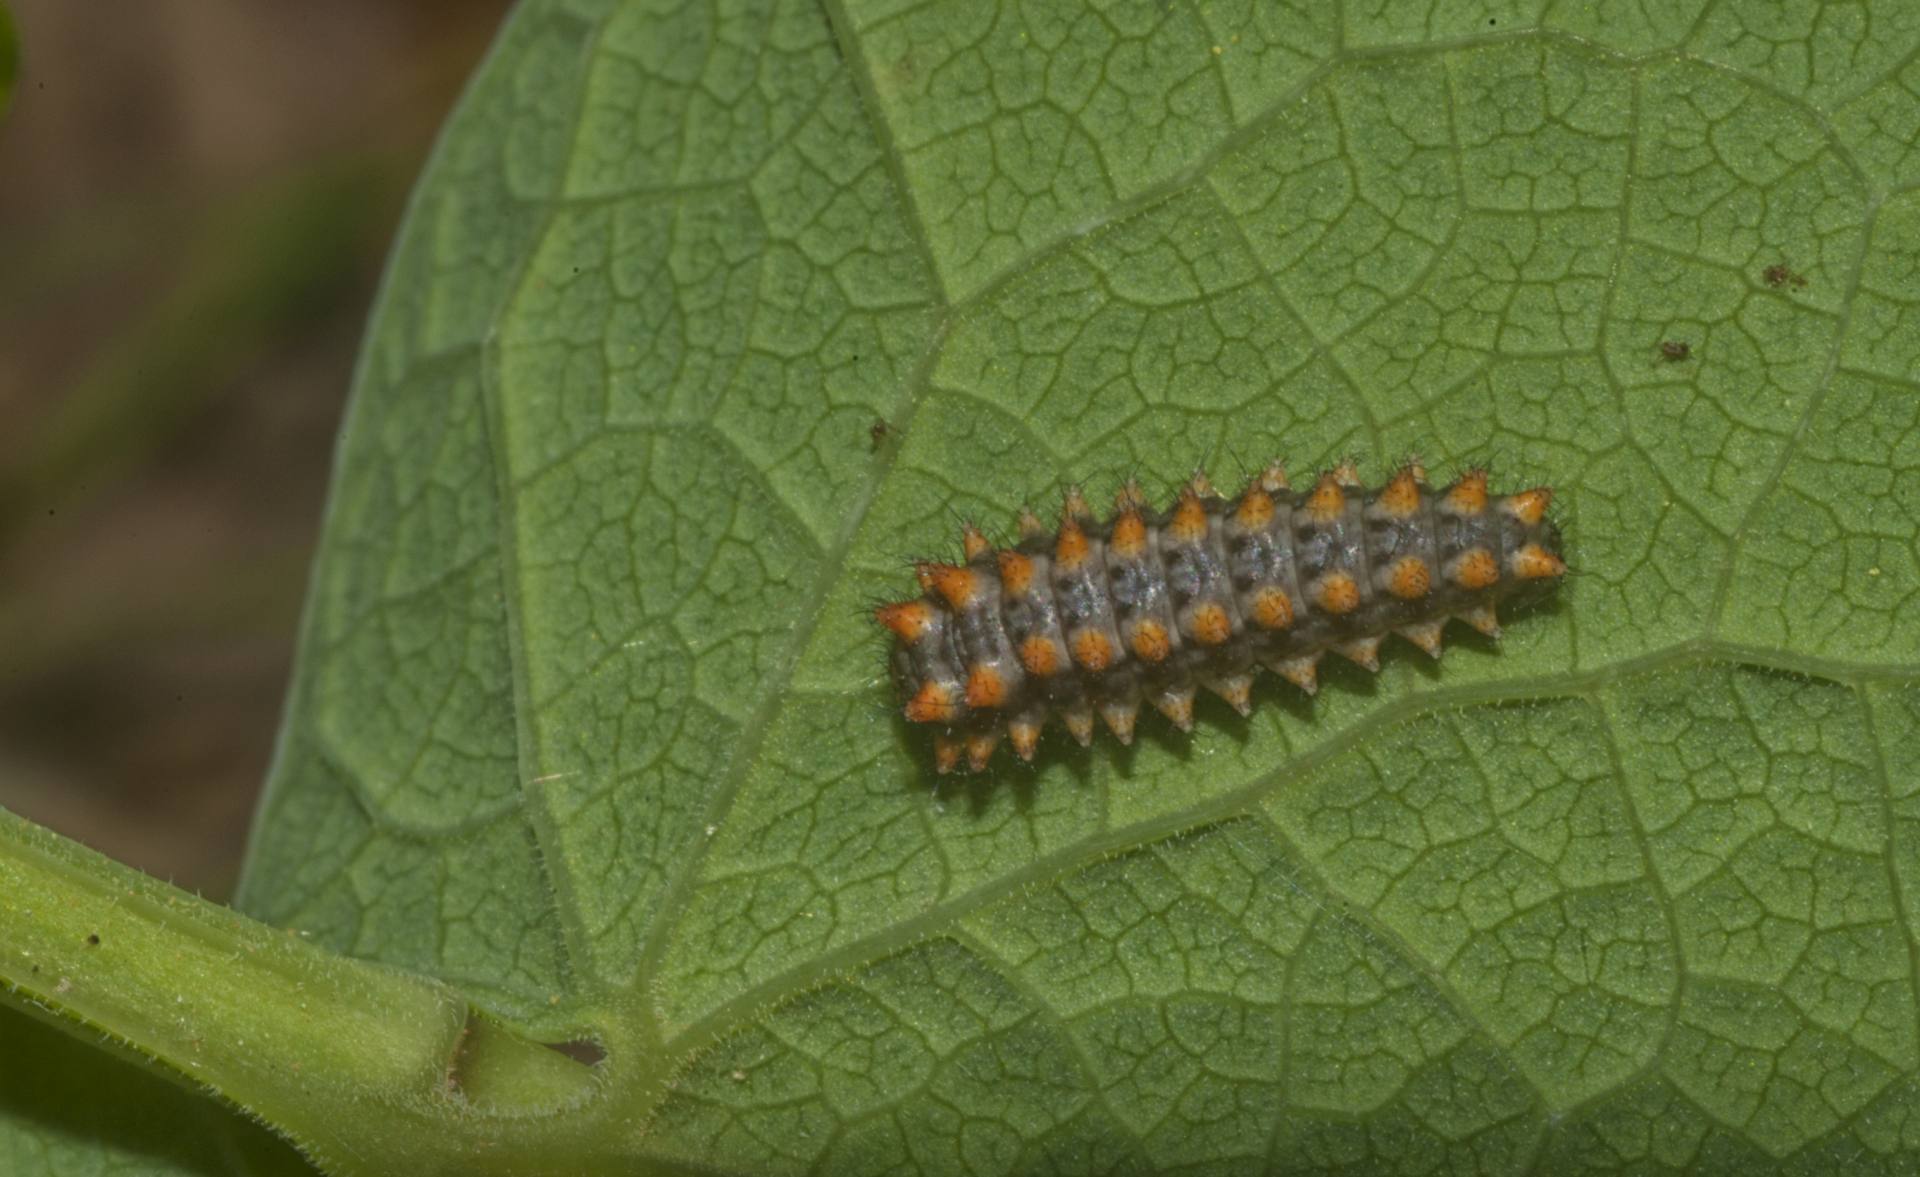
[{"left": 28, "top": 0, "right": 1920, "bottom": 1172}]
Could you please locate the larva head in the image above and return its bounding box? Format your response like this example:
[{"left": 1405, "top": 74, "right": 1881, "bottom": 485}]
[
  {"left": 876, "top": 597, "right": 966, "bottom": 728},
  {"left": 1495, "top": 486, "right": 1568, "bottom": 601},
  {"left": 886, "top": 639, "right": 919, "bottom": 710}
]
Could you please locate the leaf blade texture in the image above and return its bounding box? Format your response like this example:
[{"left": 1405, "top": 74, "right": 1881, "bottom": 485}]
[{"left": 44, "top": 0, "right": 1920, "bottom": 1172}]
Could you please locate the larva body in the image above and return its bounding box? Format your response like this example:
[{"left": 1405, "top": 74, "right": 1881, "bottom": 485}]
[{"left": 875, "top": 462, "right": 1566, "bottom": 773}]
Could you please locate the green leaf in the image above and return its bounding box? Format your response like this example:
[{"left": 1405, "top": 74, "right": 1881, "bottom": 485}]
[{"left": 16, "top": 0, "right": 1920, "bottom": 1171}]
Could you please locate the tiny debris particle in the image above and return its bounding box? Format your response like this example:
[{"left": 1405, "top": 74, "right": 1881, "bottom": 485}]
[
  {"left": 1869, "top": 567, "right": 1883, "bottom": 576},
  {"left": 1658, "top": 340, "right": 1692, "bottom": 362},
  {"left": 869, "top": 419, "right": 893, "bottom": 451},
  {"left": 1763, "top": 263, "right": 1808, "bottom": 290},
  {"left": 86, "top": 933, "right": 100, "bottom": 947}
]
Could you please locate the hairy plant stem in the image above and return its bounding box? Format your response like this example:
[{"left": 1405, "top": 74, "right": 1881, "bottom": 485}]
[{"left": 0, "top": 808, "right": 610, "bottom": 1175}]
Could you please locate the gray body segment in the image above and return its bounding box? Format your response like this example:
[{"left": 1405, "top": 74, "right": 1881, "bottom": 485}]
[{"left": 883, "top": 468, "right": 1565, "bottom": 771}]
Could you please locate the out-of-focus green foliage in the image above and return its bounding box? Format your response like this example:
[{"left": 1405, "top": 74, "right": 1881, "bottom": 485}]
[{"left": 0, "top": 2, "right": 18, "bottom": 121}]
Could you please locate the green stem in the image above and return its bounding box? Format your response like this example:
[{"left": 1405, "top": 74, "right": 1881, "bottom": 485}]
[{"left": 0, "top": 808, "right": 604, "bottom": 1175}]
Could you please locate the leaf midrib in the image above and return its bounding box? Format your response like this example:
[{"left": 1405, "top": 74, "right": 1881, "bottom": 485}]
[{"left": 612, "top": 0, "right": 964, "bottom": 1037}]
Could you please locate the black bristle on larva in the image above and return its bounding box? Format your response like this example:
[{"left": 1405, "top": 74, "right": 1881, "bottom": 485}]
[{"left": 873, "top": 461, "right": 1566, "bottom": 773}]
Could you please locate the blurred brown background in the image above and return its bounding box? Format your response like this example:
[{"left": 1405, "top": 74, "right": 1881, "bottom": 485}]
[{"left": 0, "top": 0, "right": 513, "bottom": 897}]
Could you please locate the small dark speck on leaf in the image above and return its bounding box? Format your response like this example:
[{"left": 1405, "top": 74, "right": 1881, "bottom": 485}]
[
  {"left": 86, "top": 934, "right": 100, "bottom": 947},
  {"left": 870, "top": 419, "right": 894, "bottom": 451},
  {"left": 1763, "top": 263, "right": 1808, "bottom": 290},
  {"left": 1659, "top": 340, "right": 1692, "bottom": 362}
]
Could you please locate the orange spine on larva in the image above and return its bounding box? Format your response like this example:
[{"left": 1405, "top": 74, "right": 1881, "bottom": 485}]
[{"left": 877, "top": 462, "right": 1565, "bottom": 773}]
